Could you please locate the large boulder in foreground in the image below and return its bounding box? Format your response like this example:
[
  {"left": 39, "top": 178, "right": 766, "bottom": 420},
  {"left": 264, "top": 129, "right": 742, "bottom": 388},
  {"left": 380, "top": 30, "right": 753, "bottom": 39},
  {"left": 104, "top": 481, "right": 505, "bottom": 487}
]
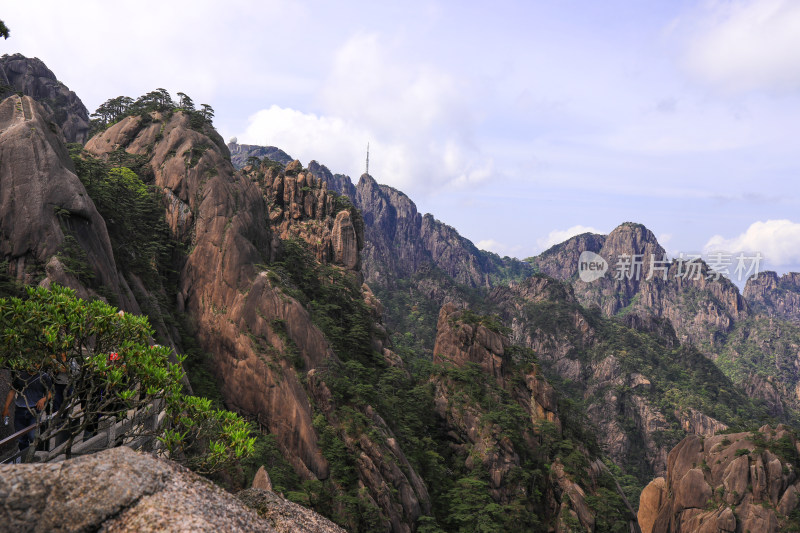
[
  {"left": 638, "top": 426, "right": 800, "bottom": 533},
  {"left": 0, "top": 447, "right": 343, "bottom": 532}
]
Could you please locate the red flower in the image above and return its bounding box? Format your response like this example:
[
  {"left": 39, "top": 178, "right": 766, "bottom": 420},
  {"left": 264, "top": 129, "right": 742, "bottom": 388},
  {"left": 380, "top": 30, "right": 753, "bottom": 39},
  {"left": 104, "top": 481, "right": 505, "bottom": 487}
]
[{"left": 108, "top": 352, "right": 120, "bottom": 361}]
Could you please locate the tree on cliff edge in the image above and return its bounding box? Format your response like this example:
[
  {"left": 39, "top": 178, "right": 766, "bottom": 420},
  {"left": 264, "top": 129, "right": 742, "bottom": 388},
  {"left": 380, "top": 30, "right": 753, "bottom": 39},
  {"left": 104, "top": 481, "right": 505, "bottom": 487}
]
[
  {"left": 0, "top": 284, "right": 254, "bottom": 471},
  {"left": 0, "top": 20, "right": 9, "bottom": 40}
]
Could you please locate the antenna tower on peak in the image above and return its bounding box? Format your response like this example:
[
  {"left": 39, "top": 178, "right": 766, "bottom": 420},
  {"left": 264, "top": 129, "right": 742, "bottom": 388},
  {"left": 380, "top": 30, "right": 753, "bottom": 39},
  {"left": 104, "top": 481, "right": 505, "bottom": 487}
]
[{"left": 366, "top": 142, "right": 370, "bottom": 176}]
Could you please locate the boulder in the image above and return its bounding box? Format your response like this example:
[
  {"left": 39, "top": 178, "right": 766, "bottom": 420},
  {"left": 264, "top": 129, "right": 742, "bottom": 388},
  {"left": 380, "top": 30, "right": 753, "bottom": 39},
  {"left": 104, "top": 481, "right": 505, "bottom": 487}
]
[
  {"left": 0, "top": 447, "right": 296, "bottom": 532},
  {"left": 252, "top": 466, "right": 273, "bottom": 491},
  {"left": 237, "top": 489, "right": 345, "bottom": 533},
  {"left": 637, "top": 477, "right": 666, "bottom": 533}
]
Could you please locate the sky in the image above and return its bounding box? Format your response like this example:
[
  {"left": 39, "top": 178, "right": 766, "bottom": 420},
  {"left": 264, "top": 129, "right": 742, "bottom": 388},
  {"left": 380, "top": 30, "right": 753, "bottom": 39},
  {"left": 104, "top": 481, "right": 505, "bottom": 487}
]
[{"left": 4, "top": 0, "right": 800, "bottom": 278}]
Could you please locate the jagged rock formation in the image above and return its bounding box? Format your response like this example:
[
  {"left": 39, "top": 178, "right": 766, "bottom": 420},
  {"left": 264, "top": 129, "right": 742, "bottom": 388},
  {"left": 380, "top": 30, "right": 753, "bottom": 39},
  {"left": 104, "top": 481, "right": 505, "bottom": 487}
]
[
  {"left": 0, "top": 54, "right": 90, "bottom": 143},
  {"left": 431, "top": 303, "right": 640, "bottom": 531},
  {"left": 84, "top": 111, "right": 431, "bottom": 531},
  {"left": 533, "top": 222, "right": 748, "bottom": 344},
  {"left": 434, "top": 303, "right": 509, "bottom": 384},
  {"left": 243, "top": 159, "right": 363, "bottom": 271},
  {"left": 488, "top": 274, "right": 764, "bottom": 482},
  {"left": 0, "top": 94, "right": 136, "bottom": 308},
  {"left": 85, "top": 110, "right": 334, "bottom": 481},
  {"left": 228, "top": 140, "right": 294, "bottom": 169},
  {"left": 529, "top": 222, "right": 800, "bottom": 418},
  {"left": 744, "top": 270, "right": 800, "bottom": 322},
  {"left": 304, "top": 163, "right": 533, "bottom": 289},
  {"left": 307, "top": 161, "right": 356, "bottom": 199},
  {"left": 638, "top": 426, "right": 800, "bottom": 533},
  {"left": 533, "top": 231, "right": 606, "bottom": 280},
  {"left": 0, "top": 446, "right": 343, "bottom": 532}
]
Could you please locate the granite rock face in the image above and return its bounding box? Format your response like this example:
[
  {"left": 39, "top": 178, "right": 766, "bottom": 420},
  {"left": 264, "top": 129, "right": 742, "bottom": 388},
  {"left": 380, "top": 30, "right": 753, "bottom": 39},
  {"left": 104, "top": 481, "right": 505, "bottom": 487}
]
[
  {"left": 638, "top": 427, "right": 800, "bottom": 533},
  {"left": 488, "top": 274, "right": 739, "bottom": 480},
  {"left": 528, "top": 222, "right": 800, "bottom": 418},
  {"left": 237, "top": 489, "right": 345, "bottom": 533},
  {"left": 0, "top": 94, "right": 134, "bottom": 307},
  {"left": 433, "top": 303, "right": 508, "bottom": 384},
  {"left": 531, "top": 222, "right": 748, "bottom": 345},
  {"left": 0, "top": 54, "right": 90, "bottom": 143},
  {"left": 744, "top": 270, "right": 800, "bottom": 323},
  {"left": 85, "top": 113, "right": 430, "bottom": 531},
  {"left": 228, "top": 140, "right": 294, "bottom": 169},
  {"left": 0, "top": 446, "right": 342, "bottom": 532},
  {"left": 247, "top": 160, "right": 363, "bottom": 272},
  {"left": 430, "top": 303, "right": 639, "bottom": 530},
  {"left": 534, "top": 231, "right": 606, "bottom": 281},
  {"left": 86, "top": 111, "right": 332, "bottom": 482}
]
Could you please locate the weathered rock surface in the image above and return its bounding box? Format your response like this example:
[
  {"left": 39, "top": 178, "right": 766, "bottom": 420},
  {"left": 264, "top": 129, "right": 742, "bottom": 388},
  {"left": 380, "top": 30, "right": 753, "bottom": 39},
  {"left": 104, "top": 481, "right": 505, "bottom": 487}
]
[
  {"left": 528, "top": 222, "right": 800, "bottom": 421},
  {"left": 246, "top": 160, "right": 363, "bottom": 272},
  {"left": 228, "top": 140, "right": 293, "bottom": 168},
  {"left": 0, "top": 446, "right": 302, "bottom": 532},
  {"left": 86, "top": 112, "right": 332, "bottom": 481},
  {"left": 306, "top": 161, "right": 356, "bottom": 199},
  {"left": 531, "top": 222, "right": 749, "bottom": 346},
  {"left": 237, "top": 489, "right": 345, "bottom": 533},
  {"left": 0, "top": 94, "right": 135, "bottom": 308},
  {"left": 252, "top": 466, "right": 273, "bottom": 491},
  {"left": 489, "top": 274, "right": 737, "bottom": 480},
  {"left": 86, "top": 113, "right": 430, "bottom": 532},
  {"left": 433, "top": 303, "right": 508, "bottom": 384},
  {"left": 0, "top": 54, "right": 90, "bottom": 143},
  {"left": 534, "top": 231, "right": 606, "bottom": 281},
  {"left": 637, "top": 477, "right": 666, "bottom": 533},
  {"left": 639, "top": 427, "right": 800, "bottom": 533},
  {"left": 744, "top": 270, "right": 800, "bottom": 323},
  {"left": 431, "top": 303, "right": 639, "bottom": 530},
  {"left": 306, "top": 169, "right": 532, "bottom": 290}
]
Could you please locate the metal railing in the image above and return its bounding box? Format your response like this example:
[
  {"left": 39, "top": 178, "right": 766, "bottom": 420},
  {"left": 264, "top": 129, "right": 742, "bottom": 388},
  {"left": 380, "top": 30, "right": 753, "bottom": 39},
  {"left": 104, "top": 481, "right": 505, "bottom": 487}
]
[{"left": 0, "top": 399, "right": 164, "bottom": 464}]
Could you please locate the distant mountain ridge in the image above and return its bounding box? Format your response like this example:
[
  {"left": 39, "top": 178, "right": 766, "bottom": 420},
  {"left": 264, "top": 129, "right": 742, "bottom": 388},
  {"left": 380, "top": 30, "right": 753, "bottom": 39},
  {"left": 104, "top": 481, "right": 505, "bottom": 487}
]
[
  {"left": 228, "top": 140, "right": 293, "bottom": 168},
  {"left": 529, "top": 224, "right": 800, "bottom": 419},
  {"left": 6, "top": 53, "right": 800, "bottom": 532}
]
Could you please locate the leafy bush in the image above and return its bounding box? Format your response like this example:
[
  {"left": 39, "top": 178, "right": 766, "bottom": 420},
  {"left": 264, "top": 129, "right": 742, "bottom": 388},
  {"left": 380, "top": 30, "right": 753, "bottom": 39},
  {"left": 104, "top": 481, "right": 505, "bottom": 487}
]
[{"left": 0, "top": 284, "right": 254, "bottom": 472}]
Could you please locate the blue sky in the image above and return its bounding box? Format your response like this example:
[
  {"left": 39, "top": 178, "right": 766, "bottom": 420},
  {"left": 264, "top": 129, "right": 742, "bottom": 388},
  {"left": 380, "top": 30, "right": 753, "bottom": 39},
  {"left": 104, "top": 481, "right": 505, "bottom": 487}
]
[{"left": 5, "top": 0, "right": 800, "bottom": 275}]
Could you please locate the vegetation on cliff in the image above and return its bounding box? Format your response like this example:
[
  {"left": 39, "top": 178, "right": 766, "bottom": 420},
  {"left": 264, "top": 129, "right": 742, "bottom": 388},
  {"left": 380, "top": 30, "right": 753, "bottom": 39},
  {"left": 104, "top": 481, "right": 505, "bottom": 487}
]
[{"left": 0, "top": 284, "right": 254, "bottom": 472}]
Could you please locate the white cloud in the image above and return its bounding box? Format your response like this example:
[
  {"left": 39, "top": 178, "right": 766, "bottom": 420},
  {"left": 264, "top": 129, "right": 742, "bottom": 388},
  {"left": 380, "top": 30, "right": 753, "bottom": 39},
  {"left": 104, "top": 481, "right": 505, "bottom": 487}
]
[
  {"left": 704, "top": 220, "right": 800, "bottom": 266},
  {"left": 3, "top": 0, "right": 303, "bottom": 112},
  {"left": 237, "top": 33, "right": 493, "bottom": 194},
  {"left": 537, "top": 225, "right": 604, "bottom": 251},
  {"left": 684, "top": 0, "right": 800, "bottom": 93}
]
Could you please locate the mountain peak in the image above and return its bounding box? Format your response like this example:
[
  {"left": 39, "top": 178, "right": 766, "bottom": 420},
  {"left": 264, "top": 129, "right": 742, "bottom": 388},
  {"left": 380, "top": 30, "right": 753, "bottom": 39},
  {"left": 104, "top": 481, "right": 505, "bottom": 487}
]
[
  {"left": 602, "top": 222, "right": 665, "bottom": 263},
  {"left": 0, "top": 54, "right": 89, "bottom": 143}
]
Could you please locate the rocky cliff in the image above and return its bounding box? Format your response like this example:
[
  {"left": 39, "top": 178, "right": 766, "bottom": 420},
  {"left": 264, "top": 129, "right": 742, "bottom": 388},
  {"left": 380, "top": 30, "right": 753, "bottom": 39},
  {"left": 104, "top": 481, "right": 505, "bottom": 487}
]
[
  {"left": 228, "top": 140, "right": 294, "bottom": 169},
  {"left": 638, "top": 426, "right": 800, "bottom": 533},
  {"left": 529, "top": 222, "right": 800, "bottom": 418},
  {"left": 0, "top": 446, "right": 344, "bottom": 532},
  {"left": 0, "top": 94, "right": 136, "bottom": 308},
  {"left": 83, "top": 110, "right": 434, "bottom": 531},
  {"left": 430, "top": 303, "right": 640, "bottom": 531},
  {"left": 533, "top": 222, "right": 748, "bottom": 339},
  {"left": 85, "top": 110, "right": 338, "bottom": 480},
  {"left": 744, "top": 270, "right": 800, "bottom": 323},
  {"left": 243, "top": 158, "right": 363, "bottom": 272},
  {"left": 488, "top": 274, "right": 769, "bottom": 485},
  {"left": 0, "top": 54, "right": 90, "bottom": 143}
]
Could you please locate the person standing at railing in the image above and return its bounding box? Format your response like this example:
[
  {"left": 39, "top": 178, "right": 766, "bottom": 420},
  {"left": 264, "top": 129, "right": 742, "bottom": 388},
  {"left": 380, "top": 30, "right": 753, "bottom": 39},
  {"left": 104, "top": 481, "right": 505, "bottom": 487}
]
[{"left": 1, "top": 367, "right": 52, "bottom": 451}]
